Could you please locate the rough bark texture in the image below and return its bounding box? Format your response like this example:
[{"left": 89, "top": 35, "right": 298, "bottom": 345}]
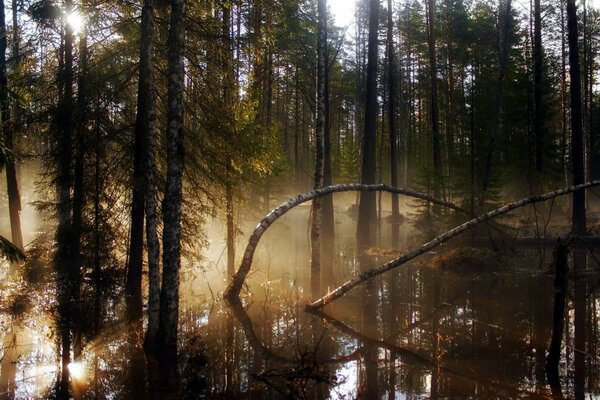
[
  {"left": 356, "top": 0, "right": 380, "bottom": 251},
  {"left": 157, "top": 0, "right": 185, "bottom": 359},
  {"left": 224, "top": 184, "right": 462, "bottom": 300},
  {"left": 310, "top": 0, "right": 326, "bottom": 298},
  {"left": 139, "top": 0, "right": 161, "bottom": 350},
  {"left": 566, "top": 0, "right": 587, "bottom": 235},
  {"left": 307, "top": 180, "right": 600, "bottom": 311}
]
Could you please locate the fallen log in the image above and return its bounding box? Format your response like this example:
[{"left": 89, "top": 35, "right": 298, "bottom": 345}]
[{"left": 306, "top": 180, "right": 600, "bottom": 311}]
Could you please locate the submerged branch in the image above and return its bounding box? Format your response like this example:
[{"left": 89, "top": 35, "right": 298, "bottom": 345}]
[
  {"left": 224, "top": 183, "right": 463, "bottom": 300},
  {"left": 306, "top": 181, "right": 600, "bottom": 311}
]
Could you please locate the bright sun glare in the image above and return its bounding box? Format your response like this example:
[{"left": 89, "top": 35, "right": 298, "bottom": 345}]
[
  {"left": 67, "top": 361, "right": 85, "bottom": 380},
  {"left": 66, "top": 11, "right": 84, "bottom": 34}
]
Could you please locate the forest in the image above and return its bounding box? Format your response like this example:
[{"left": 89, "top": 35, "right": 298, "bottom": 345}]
[{"left": 0, "top": 0, "right": 598, "bottom": 398}]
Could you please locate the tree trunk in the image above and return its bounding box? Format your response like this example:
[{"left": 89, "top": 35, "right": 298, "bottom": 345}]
[
  {"left": 322, "top": 24, "right": 335, "bottom": 290},
  {"left": 387, "top": 0, "right": 399, "bottom": 247},
  {"left": 482, "top": 0, "right": 512, "bottom": 194},
  {"left": 138, "top": 0, "right": 161, "bottom": 350},
  {"left": 126, "top": 0, "right": 152, "bottom": 320},
  {"left": 223, "top": 2, "right": 236, "bottom": 280},
  {"left": 426, "top": 0, "right": 442, "bottom": 202},
  {"left": 566, "top": 0, "right": 587, "bottom": 235},
  {"left": 71, "top": 30, "right": 88, "bottom": 361},
  {"left": 157, "top": 0, "right": 185, "bottom": 361},
  {"left": 533, "top": 0, "right": 544, "bottom": 173},
  {"left": 0, "top": 0, "right": 23, "bottom": 272},
  {"left": 310, "top": 0, "right": 327, "bottom": 298},
  {"left": 357, "top": 0, "right": 380, "bottom": 251},
  {"left": 55, "top": 0, "right": 75, "bottom": 396}
]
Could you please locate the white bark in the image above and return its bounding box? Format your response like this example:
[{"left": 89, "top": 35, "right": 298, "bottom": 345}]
[
  {"left": 307, "top": 181, "right": 600, "bottom": 311},
  {"left": 224, "top": 183, "right": 463, "bottom": 300}
]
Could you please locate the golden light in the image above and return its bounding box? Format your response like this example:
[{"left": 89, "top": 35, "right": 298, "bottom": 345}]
[
  {"left": 66, "top": 11, "right": 84, "bottom": 35},
  {"left": 67, "top": 361, "right": 85, "bottom": 380}
]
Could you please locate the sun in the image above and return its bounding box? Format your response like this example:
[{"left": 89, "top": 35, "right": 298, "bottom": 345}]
[
  {"left": 67, "top": 361, "right": 86, "bottom": 380},
  {"left": 66, "top": 11, "right": 84, "bottom": 34}
]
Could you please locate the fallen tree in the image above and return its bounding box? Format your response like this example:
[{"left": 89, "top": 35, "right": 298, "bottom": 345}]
[
  {"left": 306, "top": 181, "right": 600, "bottom": 310},
  {"left": 224, "top": 183, "right": 464, "bottom": 300}
]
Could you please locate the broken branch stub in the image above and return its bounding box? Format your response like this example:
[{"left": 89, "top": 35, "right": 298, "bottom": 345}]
[
  {"left": 224, "top": 184, "right": 464, "bottom": 300},
  {"left": 306, "top": 181, "right": 600, "bottom": 311}
]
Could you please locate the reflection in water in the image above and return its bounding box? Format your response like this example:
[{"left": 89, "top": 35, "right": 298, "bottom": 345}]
[
  {"left": 0, "top": 206, "right": 600, "bottom": 398},
  {"left": 573, "top": 247, "right": 587, "bottom": 400}
]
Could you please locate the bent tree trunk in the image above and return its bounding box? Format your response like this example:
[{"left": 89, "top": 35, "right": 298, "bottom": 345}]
[
  {"left": 224, "top": 184, "right": 464, "bottom": 300},
  {"left": 307, "top": 181, "right": 600, "bottom": 310}
]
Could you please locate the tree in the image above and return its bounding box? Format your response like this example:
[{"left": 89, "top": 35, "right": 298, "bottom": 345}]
[
  {"left": 533, "top": 0, "right": 544, "bottom": 173},
  {"left": 566, "top": 0, "right": 587, "bottom": 235},
  {"left": 125, "top": 0, "right": 152, "bottom": 322},
  {"left": 357, "top": 0, "right": 380, "bottom": 250},
  {"left": 482, "top": 0, "right": 512, "bottom": 194},
  {"left": 157, "top": 0, "right": 186, "bottom": 357},
  {"left": 387, "top": 0, "right": 400, "bottom": 246},
  {"left": 426, "top": 0, "right": 443, "bottom": 202},
  {"left": 138, "top": 0, "right": 160, "bottom": 349},
  {"left": 54, "top": 0, "right": 77, "bottom": 396},
  {"left": 310, "top": 0, "right": 326, "bottom": 298},
  {"left": 0, "top": 0, "right": 23, "bottom": 264}
]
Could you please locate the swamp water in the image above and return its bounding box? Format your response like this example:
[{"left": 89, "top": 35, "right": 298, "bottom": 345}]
[{"left": 0, "top": 193, "right": 598, "bottom": 399}]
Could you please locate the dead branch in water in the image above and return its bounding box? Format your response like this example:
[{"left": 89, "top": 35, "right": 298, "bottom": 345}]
[
  {"left": 224, "top": 183, "right": 463, "bottom": 300},
  {"left": 305, "top": 181, "right": 600, "bottom": 310}
]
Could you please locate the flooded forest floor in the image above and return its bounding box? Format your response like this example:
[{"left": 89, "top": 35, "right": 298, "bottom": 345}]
[{"left": 0, "top": 191, "right": 599, "bottom": 399}]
